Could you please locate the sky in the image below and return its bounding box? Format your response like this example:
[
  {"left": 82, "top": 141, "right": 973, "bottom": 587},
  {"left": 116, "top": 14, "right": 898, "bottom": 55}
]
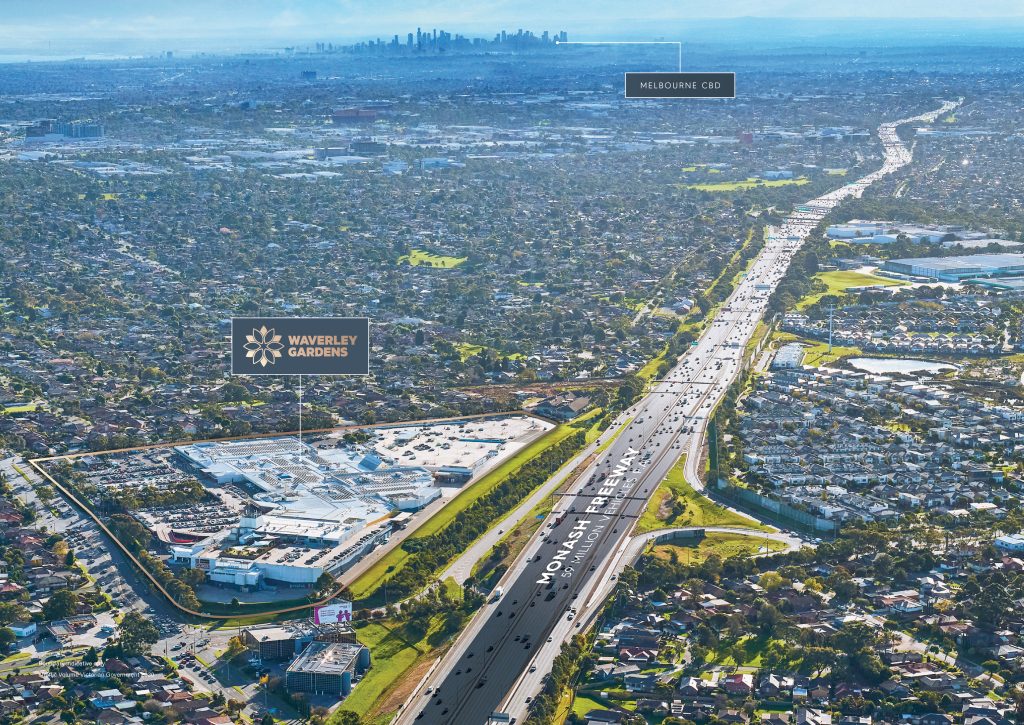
[{"left": 3, "top": 0, "right": 1023, "bottom": 56}]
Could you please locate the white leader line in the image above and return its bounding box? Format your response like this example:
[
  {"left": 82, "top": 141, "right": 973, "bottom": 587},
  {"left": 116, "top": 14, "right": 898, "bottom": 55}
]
[{"left": 555, "top": 39, "right": 682, "bottom": 72}]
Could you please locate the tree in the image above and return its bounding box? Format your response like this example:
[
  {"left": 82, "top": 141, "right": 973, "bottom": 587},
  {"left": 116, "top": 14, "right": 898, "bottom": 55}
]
[
  {"left": 443, "top": 610, "right": 465, "bottom": 633},
  {"left": 833, "top": 621, "right": 881, "bottom": 654},
  {"left": 334, "top": 713, "right": 360, "bottom": 725},
  {"left": 107, "top": 514, "right": 151, "bottom": 553},
  {"left": 220, "top": 382, "right": 249, "bottom": 402},
  {"left": 729, "top": 642, "right": 748, "bottom": 669},
  {"left": 756, "top": 601, "right": 783, "bottom": 637},
  {"left": 696, "top": 624, "right": 718, "bottom": 648},
  {"left": 316, "top": 572, "right": 335, "bottom": 594},
  {"left": 759, "top": 571, "right": 785, "bottom": 591},
  {"left": 655, "top": 681, "right": 675, "bottom": 698},
  {"left": 828, "top": 570, "right": 858, "bottom": 601},
  {"left": 176, "top": 567, "right": 206, "bottom": 588},
  {"left": 225, "top": 635, "right": 247, "bottom": 661},
  {"left": 700, "top": 553, "right": 724, "bottom": 581},
  {"left": 761, "top": 639, "right": 792, "bottom": 673},
  {"left": 43, "top": 589, "right": 79, "bottom": 621},
  {"left": 0, "top": 602, "right": 30, "bottom": 627},
  {"left": 615, "top": 374, "right": 645, "bottom": 408},
  {"left": 0, "top": 628, "right": 16, "bottom": 654},
  {"left": 117, "top": 611, "right": 160, "bottom": 656}
]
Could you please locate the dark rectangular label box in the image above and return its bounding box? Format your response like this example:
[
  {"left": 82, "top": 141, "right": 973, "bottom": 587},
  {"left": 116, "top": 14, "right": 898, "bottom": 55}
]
[
  {"left": 625, "top": 72, "right": 735, "bottom": 99},
  {"left": 231, "top": 316, "right": 370, "bottom": 376}
]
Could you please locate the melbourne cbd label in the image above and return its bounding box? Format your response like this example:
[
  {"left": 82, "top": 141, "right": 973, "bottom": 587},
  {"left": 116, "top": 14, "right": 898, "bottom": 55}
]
[
  {"left": 230, "top": 317, "right": 369, "bottom": 376},
  {"left": 624, "top": 72, "right": 736, "bottom": 99}
]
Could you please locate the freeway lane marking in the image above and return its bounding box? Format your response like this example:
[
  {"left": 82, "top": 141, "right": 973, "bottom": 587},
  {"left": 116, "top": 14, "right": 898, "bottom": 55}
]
[
  {"left": 428, "top": 331, "right": 748, "bottom": 724},
  {"left": 404, "top": 97, "right": 964, "bottom": 725}
]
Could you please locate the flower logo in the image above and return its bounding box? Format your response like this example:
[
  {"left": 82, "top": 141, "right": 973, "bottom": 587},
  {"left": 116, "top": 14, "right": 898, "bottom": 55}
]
[{"left": 244, "top": 326, "right": 284, "bottom": 367}]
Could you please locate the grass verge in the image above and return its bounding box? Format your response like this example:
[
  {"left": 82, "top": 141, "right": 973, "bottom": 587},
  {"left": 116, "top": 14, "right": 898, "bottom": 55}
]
[
  {"left": 650, "top": 531, "right": 785, "bottom": 564},
  {"left": 796, "top": 269, "right": 906, "bottom": 310},
  {"left": 682, "top": 177, "right": 809, "bottom": 192},
  {"left": 348, "top": 422, "right": 579, "bottom": 600},
  {"left": 336, "top": 607, "right": 465, "bottom": 723},
  {"left": 472, "top": 414, "right": 631, "bottom": 587},
  {"left": 772, "top": 331, "right": 862, "bottom": 367},
  {"left": 636, "top": 457, "right": 771, "bottom": 534}
]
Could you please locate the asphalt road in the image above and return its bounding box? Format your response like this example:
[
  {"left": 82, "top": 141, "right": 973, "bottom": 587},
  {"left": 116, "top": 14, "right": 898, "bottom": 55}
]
[
  {"left": 438, "top": 437, "right": 611, "bottom": 585},
  {"left": 498, "top": 526, "right": 805, "bottom": 715},
  {"left": 399, "top": 99, "right": 962, "bottom": 725},
  {"left": 405, "top": 205, "right": 811, "bottom": 724},
  {"left": 396, "top": 99, "right": 961, "bottom": 725}
]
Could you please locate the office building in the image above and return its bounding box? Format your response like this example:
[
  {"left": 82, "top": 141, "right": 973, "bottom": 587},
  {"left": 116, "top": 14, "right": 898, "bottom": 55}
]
[
  {"left": 242, "top": 621, "right": 320, "bottom": 661},
  {"left": 285, "top": 641, "right": 370, "bottom": 696}
]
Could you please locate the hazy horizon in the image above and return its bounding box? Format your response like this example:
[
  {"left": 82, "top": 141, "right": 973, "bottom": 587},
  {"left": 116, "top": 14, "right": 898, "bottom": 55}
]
[{"left": 3, "top": 1, "right": 1024, "bottom": 59}]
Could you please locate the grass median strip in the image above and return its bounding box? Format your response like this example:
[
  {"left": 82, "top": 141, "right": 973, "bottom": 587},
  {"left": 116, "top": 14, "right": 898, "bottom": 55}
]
[{"left": 472, "top": 414, "right": 631, "bottom": 587}]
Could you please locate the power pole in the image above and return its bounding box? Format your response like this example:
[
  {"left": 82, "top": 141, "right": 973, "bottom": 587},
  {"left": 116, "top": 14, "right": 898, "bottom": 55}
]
[
  {"left": 707, "top": 417, "right": 719, "bottom": 485},
  {"left": 827, "top": 305, "right": 835, "bottom": 355}
]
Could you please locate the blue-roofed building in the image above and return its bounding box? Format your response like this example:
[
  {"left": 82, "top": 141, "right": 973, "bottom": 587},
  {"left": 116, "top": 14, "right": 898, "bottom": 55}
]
[{"left": 882, "top": 253, "right": 1024, "bottom": 281}]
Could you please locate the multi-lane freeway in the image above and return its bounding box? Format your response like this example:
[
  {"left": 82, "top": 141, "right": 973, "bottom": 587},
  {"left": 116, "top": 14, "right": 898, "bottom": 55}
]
[{"left": 399, "top": 98, "right": 960, "bottom": 725}]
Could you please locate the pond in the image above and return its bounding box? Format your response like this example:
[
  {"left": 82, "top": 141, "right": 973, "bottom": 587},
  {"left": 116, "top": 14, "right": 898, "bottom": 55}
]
[{"left": 848, "top": 357, "right": 957, "bottom": 375}]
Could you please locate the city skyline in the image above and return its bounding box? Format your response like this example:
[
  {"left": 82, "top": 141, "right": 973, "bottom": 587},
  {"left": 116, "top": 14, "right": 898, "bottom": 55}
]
[
  {"left": 2, "top": 1, "right": 1024, "bottom": 723},
  {"left": 3, "top": 1, "right": 1024, "bottom": 58}
]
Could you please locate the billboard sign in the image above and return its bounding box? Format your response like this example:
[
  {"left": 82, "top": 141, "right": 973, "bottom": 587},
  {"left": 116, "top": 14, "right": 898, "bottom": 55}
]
[
  {"left": 314, "top": 601, "right": 353, "bottom": 624},
  {"left": 230, "top": 317, "right": 369, "bottom": 376}
]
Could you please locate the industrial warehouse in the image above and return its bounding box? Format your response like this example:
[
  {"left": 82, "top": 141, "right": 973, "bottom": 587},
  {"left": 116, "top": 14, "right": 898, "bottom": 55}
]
[{"left": 882, "top": 252, "right": 1024, "bottom": 281}]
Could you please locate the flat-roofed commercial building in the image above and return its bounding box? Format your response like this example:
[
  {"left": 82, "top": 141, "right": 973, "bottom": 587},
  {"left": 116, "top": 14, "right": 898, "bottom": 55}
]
[
  {"left": 242, "top": 621, "right": 321, "bottom": 661},
  {"left": 882, "top": 253, "right": 1024, "bottom": 281},
  {"left": 285, "top": 641, "right": 370, "bottom": 696},
  {"left": 172, "top": 517, "right": 394, "bottom": 589},
  {"left": 826, "top": 219, "right": 988, "bottom": 245},
  {"left": 772, "top": 343, "right": 806, "bottom": 370},
  {"left": 973, "top": 276, "right": 1024, "bottom": 292},
  {"left": 160, "top": 419, "right": 548, "bottom": 591}
]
